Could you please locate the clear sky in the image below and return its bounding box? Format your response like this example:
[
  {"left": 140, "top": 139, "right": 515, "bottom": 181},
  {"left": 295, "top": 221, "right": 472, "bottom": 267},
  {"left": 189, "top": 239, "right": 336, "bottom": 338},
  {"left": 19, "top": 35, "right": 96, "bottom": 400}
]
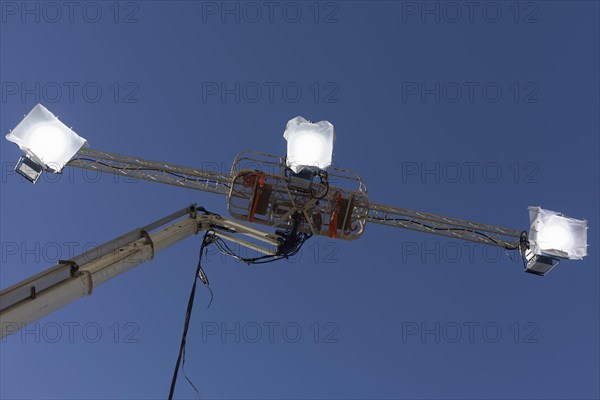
[{"left": 1, "top": 1, "right": 598, "bottom": 399}]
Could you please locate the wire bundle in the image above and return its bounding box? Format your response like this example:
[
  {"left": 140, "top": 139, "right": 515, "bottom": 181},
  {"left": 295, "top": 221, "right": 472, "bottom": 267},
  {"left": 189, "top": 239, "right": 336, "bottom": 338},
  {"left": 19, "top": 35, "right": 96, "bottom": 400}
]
[{"left": 168, "top": 210, "right": 312, "bottom": 399}]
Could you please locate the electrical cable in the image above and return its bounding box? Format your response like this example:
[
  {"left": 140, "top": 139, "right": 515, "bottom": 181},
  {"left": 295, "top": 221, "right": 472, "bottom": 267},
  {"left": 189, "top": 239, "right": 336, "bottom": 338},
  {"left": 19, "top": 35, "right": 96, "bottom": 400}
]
[
  {"left": 168, "top": 230, "right": 215, "bottom": 400},
  {"left": 71, "top": 157, "right": 231, "bottom": 189},
  {"left": 168, "top": 210, "right": 311, "bottom": 399},
  {"left": 519, "top": 231, "right": 530, "bottom": 270},
  {"left": 208, "top": 229, "right": 312, "bottom": 265},
  {"left": 372, "top": 217, "right": 521, "bottom": 250},
  {"left": 311, "top": 171, "right": 330, "bottom": 200},
  {"left": 283, "top": 166, "right": 329, "bottom": 200},
  {"left": 520, "top": 249, "right": 529, "bottom": 270}
]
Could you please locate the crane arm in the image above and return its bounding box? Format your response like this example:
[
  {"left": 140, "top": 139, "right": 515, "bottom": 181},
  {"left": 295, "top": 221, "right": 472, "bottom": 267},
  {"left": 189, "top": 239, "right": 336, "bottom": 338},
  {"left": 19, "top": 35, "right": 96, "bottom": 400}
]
[{"left": 0, "top": 205, "right": 280, "bottom": 338}]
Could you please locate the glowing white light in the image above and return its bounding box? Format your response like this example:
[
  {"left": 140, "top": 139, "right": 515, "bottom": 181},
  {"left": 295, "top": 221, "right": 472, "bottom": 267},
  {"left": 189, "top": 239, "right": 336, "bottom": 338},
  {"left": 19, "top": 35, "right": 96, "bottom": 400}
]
[
  {"left": 289, "top": 133, "right": 325, "bottom": 166},
  {"left": 27, "top": 125, "right": 70, "bottom": 166},
  {"left": 6, "top": 104, "right": 87, "bottom": 173},
  {"left": 537, "top": 216, "right": 573, "bottom": 251},
  {"left": 284, "top": 116, "right": 334, "bottom": 173},
  {"left": 528, "top": 206, "right": 587, "bottom": 260}
]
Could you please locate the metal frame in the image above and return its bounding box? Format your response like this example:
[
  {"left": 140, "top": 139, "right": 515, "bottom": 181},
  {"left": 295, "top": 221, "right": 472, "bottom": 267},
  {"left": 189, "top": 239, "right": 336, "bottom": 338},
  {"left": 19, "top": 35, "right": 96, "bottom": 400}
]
[
  {"left": 66, "top": 148, "right": 523, "bottom": 248},
  {"left": 367, "top": 202, "right": 523, "bottom": 249},
  {"left": 228, "top": 151, "right": 369, "bottom": 239},
  {"left": 69, "top": 148, "right": 232, "bottom": 195}
]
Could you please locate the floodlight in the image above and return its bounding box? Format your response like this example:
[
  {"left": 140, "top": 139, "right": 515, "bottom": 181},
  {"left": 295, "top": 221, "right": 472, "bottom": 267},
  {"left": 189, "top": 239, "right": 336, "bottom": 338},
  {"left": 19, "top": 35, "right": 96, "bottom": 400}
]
[
  {"left": 528, "top": 206, "right": 588, "bottom": 260},
  {"left": 283, "top": 116, "right": 335, "bottom": 173},
  {"left": 6, "top": 104, "right": 87, "bottom": 175}
]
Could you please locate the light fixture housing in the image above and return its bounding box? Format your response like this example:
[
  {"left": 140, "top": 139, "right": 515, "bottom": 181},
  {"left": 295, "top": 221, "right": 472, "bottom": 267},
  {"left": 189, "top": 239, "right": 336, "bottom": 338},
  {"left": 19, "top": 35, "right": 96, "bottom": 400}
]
[
  {"left": 15, "top": 156, "right": 44, "bottom": 184},
  {"left": 6, "top": 104, "right": 87, "bottom": 174},
  {"left": 524, "top": 251, "right": 560, "bottom": 276},
  {"left": 283, "top": 116, "right": 335, "bottom": 173},
  {"left": 528, "top": 206, "right": 588, "bottom": 260}
]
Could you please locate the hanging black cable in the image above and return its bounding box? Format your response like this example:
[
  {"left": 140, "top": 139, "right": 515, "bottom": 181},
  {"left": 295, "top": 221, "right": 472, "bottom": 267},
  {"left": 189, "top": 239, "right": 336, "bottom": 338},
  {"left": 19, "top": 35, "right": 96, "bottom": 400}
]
[
  {"left": 168, "top": 230, "right": 215, "bottom": 400},
  {"left": 168, "top": 211, "right": 311, "bottom": 399}
]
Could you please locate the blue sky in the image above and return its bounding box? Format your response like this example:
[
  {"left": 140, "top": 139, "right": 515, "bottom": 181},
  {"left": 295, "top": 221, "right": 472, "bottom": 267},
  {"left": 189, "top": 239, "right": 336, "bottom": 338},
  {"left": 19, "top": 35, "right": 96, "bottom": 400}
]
[{"left": 1, "top": 1, "right": 598, "bottom": 399}]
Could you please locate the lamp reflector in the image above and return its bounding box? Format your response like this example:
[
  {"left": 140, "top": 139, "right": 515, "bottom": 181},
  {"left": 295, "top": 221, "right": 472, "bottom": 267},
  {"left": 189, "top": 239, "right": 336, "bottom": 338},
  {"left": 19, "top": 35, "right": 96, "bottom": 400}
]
[
  {"left": 6, "top": 104, "right": 87, "bottom": 173},
  {"left": 528, "top": 206, "right": 588, "bottom": 260},
  {"left": 284, "top": 116, "right": 334, "bottom": 173}
]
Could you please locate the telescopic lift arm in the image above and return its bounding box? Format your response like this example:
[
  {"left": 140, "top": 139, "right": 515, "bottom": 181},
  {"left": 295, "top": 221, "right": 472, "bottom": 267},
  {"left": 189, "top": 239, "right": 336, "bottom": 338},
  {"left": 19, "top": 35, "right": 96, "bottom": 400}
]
[{"left": 0, "top": 205, "right": 280, "bottom": 338}]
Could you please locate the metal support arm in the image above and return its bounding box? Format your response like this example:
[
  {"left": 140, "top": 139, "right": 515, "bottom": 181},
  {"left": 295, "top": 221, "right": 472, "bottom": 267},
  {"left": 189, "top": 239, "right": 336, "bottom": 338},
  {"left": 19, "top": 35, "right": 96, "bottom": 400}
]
[
  {"left": 367, "top": 202, "right": 523, "bottom": 249},
  {"left": 65, "top": 148, "right": 524, "bottom": 249},
  {"left": 68, "top": 148, "right": 232, "bottom": 195},
  {"left": 0, "top": 205, "right": 280, "bottom": 338}
]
